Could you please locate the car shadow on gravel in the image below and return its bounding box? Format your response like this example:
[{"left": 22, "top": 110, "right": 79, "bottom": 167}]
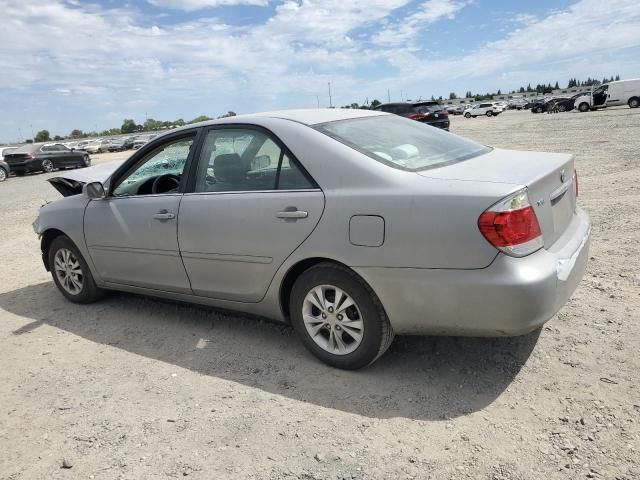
[{"left": 1, "top": 282, "right": 540, "bottom": 421}]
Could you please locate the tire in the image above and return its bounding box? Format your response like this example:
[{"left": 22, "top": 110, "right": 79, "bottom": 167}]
[
  {"left": 558, "top": 104, "right": 567, "bottom": 112},
  {"left": 629, "top": 97, "right": 639, "bottom": 108},
  {"left": 289, "top": 262, "right": 394, "bottom": 369},
  {"left": 578, "top": 102, "right": 589, "bottom": 112},
  {"left": 42, "top": 159, "right": 54, "bottom": 173},
  {"left": 464, "top": 112, "right": 471, "bottom": 118},
  {"left": 485, "top": 111, "right": 493, "bottom": 117},
  {"left": 0, "top": 167, "right": 7, "bottom": 182},
  {"left": 81, "top": 155, "right": 91, "bottom": 168},
  {"left": 48, "top": 236, "right": 105, "bottom": 304}
]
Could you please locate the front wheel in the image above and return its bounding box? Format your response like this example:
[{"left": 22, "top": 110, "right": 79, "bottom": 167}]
[
  {"left": 290, "top": 263, "right": 394, "bottom": 369},
  {"left": 578, "top": 102, "right": 589, "bottom": 112},
  {"left": 82, "top": 155, "right": 91, "bottom": 167},
  {"left": 464, "top": 112, "right": 471, "bottom": 118},
  {"left": 49, "top": 236, "right": 105, "bottom": 303},
  {"left": 0, "top": 167, "right": 7, "bottom": 182}
]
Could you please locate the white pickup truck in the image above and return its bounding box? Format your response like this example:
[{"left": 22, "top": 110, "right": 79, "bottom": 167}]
[{"left": 574, "top": 78, "right": 640, "bottom": 112}]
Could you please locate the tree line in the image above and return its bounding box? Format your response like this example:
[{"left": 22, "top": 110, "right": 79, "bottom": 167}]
[{"left": 25, "top": 112, "right": 236, "bottom": 143}]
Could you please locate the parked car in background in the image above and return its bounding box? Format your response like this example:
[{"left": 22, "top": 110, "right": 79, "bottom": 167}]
[
  {"left": 132, "top": 134, "right": 157, "bottom": 149},
  {"left": 84, "top": 139, "right": 110, "bottom": 154},
  {"left": 3, "top": 143, "right": 90, "bottom": 174},
  {"left": 0, "top": 158, "right": 9, "bottom": 182},
  {"left": 107, "top": 138, "right": 127, "bottom": 152},
  {"left": 463, "top": 102, "right": 504, "bottom": 118},
  {"left": 121, "top": 137, "right": 136, "bottom": 150},
  {"left": 1, "top": 146, "right": 18, "bottom": 158},
  {"left": 574, "top": 79, "right": 640, "bottom": 112},
  {"left": 446, "top": 105, "right": 464, "bottom": 115},
  {"left": 374, "top": 102, "right": 450, "bottom": 130},
  {"left": 33, "top": 108, "right": 590, "bottom": 369},
  {"left": 76, "top": 140, "right": 90, "bottom": 150}
]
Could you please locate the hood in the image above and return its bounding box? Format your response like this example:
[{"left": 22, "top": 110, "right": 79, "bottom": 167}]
[{"left": 47, "top": 160, "right": 123, "bottom": 197}]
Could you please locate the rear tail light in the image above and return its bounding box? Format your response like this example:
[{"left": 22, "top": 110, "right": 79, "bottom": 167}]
[
  {"left": 24, "top": 154, "right": 34, "bottom": 160},
  {"left": 573, "top": 169, "right": 579, "bottom": 198},
  {"left": 440, "top": 110, "right": 449, "bottom": 117},
  {"left": 408, "top": 113, "right": 429, "bottom": 120},
  {"left": 478, "top": 188, "right": 544, "bottom": 257}
]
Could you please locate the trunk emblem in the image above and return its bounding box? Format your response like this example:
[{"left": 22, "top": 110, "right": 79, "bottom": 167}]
[{"left": 560, "top": 169, "right": 567, "bottom": 183}]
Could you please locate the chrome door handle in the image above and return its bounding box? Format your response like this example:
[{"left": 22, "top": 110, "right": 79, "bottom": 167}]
[
  {"left": 153, "top": 210, "right": 175, "bottom": 220},
  {"left": 276, "top": 210, "right": 308, "bottom": 219}
]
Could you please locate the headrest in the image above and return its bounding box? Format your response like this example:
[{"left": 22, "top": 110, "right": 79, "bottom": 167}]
[{"left": 214, "top": 154, "right": 246, "bottom": 183}]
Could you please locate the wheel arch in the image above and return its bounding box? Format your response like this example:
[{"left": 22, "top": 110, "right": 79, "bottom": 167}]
[
  {"left": 279, "top": 257, "right": 373, "bottom": 320},
  {"left": 41, "top": 228, "right": 69, "bottom": 271}
]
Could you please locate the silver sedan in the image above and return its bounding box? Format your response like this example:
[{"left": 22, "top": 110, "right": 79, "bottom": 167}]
[{"left": 33, "top": 109, "right": 591, "bottom": 369}]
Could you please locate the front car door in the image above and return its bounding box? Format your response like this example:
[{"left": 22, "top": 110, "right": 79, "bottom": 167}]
[
  {"left": 178, "top": 125, "right": 325, "bottom": 302},
  {"left": 592, "top": 85, "right": 608, "bottom": 107},
  {"left": 84, "top": 132, "right": 198, "bottom": 293}
]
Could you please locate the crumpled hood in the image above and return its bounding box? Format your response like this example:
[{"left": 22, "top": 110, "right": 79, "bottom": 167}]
[{"left": 47, "top": 160, "right": 123, "bottom": 196}]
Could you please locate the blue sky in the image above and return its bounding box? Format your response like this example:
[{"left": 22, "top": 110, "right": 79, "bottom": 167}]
[{"left": 1, "top": 0, "right": 639, "bottom": 142}]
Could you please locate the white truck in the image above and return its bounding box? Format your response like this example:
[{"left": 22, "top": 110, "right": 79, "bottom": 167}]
[{"left": 574, "top": 78, "right": 640, "bottom": 112}]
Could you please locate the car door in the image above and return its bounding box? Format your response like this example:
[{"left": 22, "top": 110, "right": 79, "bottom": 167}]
[
  {"left": 178, "top": 126, "right": 325, "bottom": 302},
  {"left": 84, "top": 132, "right": 198, "bottom": 293},
  {"left": 52, "top": 144, "right": 75, "bottom": 167}
]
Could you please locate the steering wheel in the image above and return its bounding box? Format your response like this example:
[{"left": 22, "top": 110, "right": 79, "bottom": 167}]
[{"left": 151, "top": 173, "right": 180, "bottom": 194}]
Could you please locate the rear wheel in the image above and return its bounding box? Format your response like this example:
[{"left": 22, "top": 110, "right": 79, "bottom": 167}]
[
  {"left": 290, "top": 263, "right": 394, "bottom": 369},
  {"left": 49, "top": 236, "right": 105, "bottom": 303},
  {"left": 486, "top": 110, "right": 493, "bottom": 117},
  {"left": 82, "top": 155, "right": 90, "bottom": 168},
  {"left": 0, "top": 167, "right": 7, "bottom": 182},
  {"left": 42, "top": 159, "right": 54, "bottom": 173},
  {"left": 578, "top": 102, "right": 589, "bottom": 112},
  {"left": 629, "top": 97, "right": 639, "bottom": 108},
  {"left": 464, "top": 112, "right": 471, "bottom": 118},
  {"left": 558, "top": 104, "right": 567, "bottom": 112}
]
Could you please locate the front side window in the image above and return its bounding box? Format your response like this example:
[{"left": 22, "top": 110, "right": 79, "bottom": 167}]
[
  {"left": 112, "top": 136, "right": 194, "bottom": 196},
  {"left": 315, "top": 115, "right": 490, "bottom": 171},
  {"left": 194, "top": 128, "right": 314, "bottom": 192}
]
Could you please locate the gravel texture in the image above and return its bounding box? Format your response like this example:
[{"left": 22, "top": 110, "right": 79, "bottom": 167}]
[{"left": 0, "top": 108, "right": 639, "bottom": 479}]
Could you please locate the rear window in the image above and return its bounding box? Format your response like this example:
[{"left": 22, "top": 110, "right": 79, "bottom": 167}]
[
  {"left": 314, "top": 115, "right": 490, "bottom": 171},
  {"left": 412, "top": 104, "right": 442, "bottom": 114}
]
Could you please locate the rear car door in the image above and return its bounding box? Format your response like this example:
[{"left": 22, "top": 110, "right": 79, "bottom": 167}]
[
  {"left": 84, "top": 132, "right": 198, "bottom": 293},
  {"left": 178, "top": 126, "right": 325, "bottom": 302}
]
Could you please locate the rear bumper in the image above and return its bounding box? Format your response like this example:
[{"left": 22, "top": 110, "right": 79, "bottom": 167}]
[
  {"left": 5, "top": 159, "right": 40, "bottom": 172},
  {"left": 354, "top": 207, "right": 591, "bottom": 336}
]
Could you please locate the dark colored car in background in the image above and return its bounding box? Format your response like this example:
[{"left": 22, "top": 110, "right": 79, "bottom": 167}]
[
  {"left": 3, "top": 143, "right": 90, "bottom": 175},
  {"left": 0, "top": 158, "right": 9, "bottom": 182},
  {"left": 374, "top": 101, "right": 450, "bottom": 130}
]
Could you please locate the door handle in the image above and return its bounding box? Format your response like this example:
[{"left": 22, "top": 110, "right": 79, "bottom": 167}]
[
  {"left": 153, "top": 210, "right": 175, "bottom": 220},
  {"left": 276, "top": 209, "right": 308, "bottom": 219}
]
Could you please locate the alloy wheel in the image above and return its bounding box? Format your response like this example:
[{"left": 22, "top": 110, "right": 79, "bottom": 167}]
[
  {"left": 42, "top": 159, "right": 54, "bottom": 173},
  {"left": 302, "top": 284, "right": 364, "bottom": 355},
  {"left": 0, "top": 168, "right": 6, "bottom": 182},
  {"left": 54, "top": 248, "right": 84, "bottom": 295}
]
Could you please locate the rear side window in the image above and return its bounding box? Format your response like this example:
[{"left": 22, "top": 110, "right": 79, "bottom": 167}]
[
  {"left": 315, "top": 115, "right": 490, "bottom": 171},
  {"left": 194, "top": 128, "right": 315, "bottom": 193}
]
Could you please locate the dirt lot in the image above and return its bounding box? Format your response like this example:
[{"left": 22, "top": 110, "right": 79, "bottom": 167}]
[{"left": 1, "top": 109, "right": 639, "bottom": 480}]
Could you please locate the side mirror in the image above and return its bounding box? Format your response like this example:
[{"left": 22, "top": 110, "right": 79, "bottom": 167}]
[{"left": 84, "top": 181, "right": 106, "bottom": 199}]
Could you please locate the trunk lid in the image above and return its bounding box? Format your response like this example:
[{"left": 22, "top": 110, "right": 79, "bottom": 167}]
[
  {"left": 418, "top": 148, "right": 576, "bottom": 247},
  {"left": 47, "top": 160, "right": 124, "bottom": 196}
]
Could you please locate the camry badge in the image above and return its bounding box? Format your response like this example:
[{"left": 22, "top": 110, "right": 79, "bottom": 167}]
[{"left": 560, "top": 169, "right": 567, "bottom": 183}]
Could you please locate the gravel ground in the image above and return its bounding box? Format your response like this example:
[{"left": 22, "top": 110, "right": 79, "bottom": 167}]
[{"left": 1, "top": 109, "right": 639, "bottom": 480}]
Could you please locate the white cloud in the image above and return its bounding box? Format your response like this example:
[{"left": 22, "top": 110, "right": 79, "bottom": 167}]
[
  {"left": 148, "top": 0, "right": 268, "bottom": 10},
  {"left": 0, "top": 0, "right": 639, "bottom": 139},
  {"left": 372, "top": 0, "right": 470, "bottom": 46}
]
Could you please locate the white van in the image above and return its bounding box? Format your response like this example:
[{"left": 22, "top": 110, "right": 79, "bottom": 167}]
[{"left": 574, "top": 78, "right": 640, "bottom": 112}]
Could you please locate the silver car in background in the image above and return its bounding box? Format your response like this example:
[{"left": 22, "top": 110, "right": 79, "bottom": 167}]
[{"left": 33, "top": 109, "right": 590, "bottom": 369}]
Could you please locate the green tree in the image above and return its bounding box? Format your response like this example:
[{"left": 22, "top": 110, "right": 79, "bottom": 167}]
[
  {"left": 121, "top": 119, "right": 136, "bottom": 134},
  {"left": 35, "top": 130, "right": 50, "bottom": 142},
  {"left": 53, "top": 135, "right": 63, "bottom": 141},
  {"left": 70, "top": 129, "right": 84, "bottom": 138},
  {"left": 188, "top": 115, "right": 212, "bottom": 124},
  {"left": 174, "top": 118, "right": 185, "bottom": 127},
  {"left": 448, "top": 92, "right": 457, "bottom": 100},
  {"left": 369, "top": 99, "right": 381, "bottom": 109}
]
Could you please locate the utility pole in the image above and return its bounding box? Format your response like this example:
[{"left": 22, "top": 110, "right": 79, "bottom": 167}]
[
  {"left": 316, "top": 95, "right": 320, "bottom": 108},
  {"left": 387, "top": 88, "right": 391, "bottom": 103},
  {"left": 328, "top": 82, "right": 333, "bottom": 108}
]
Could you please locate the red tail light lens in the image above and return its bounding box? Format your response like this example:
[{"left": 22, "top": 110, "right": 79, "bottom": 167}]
[
  {"left": 408, "top": 113, "right": 429, "bottom": 120},
  {"left": 478, "top": 189, "right": 544, "bottom": 257},
  {"left": 573, "top": 169, "right": 579, "bottom": 198}
]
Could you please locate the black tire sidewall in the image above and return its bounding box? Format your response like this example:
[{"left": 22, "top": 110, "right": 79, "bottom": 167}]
[
  {"left": 290, "top": 265, "right": 386, "bottom": 369},
  {"left": 49, "top": 236, "right": 102, "bottom": 303},
  {"left": 0, "top": 167, "right": 7, "bottom": 181}
]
